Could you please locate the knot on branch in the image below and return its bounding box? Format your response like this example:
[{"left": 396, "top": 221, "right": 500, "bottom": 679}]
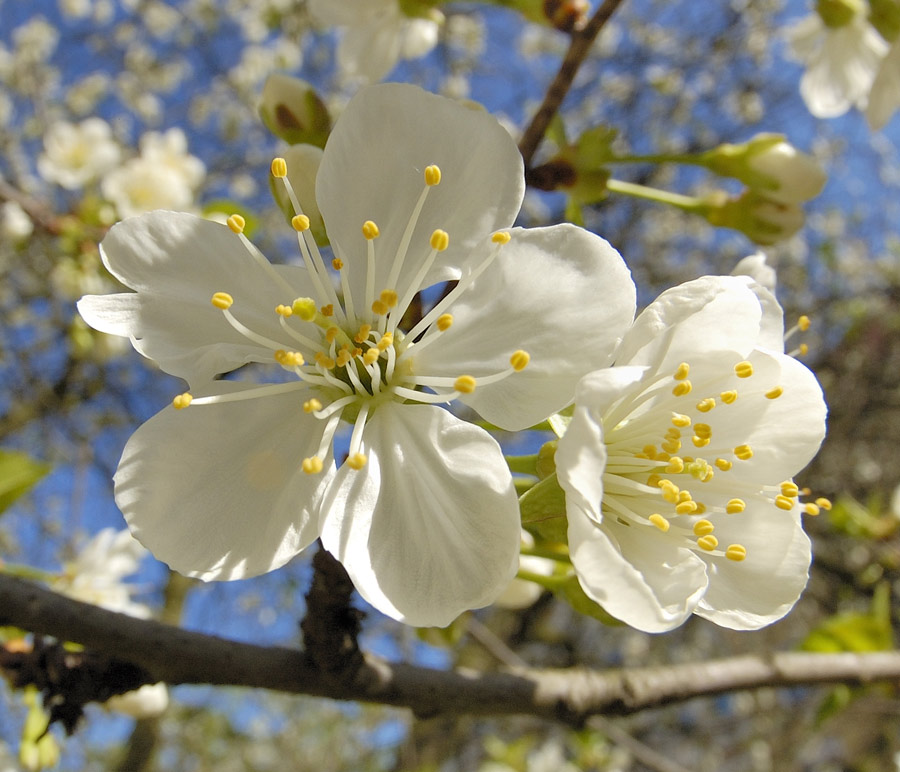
[{"left": 0, "top": 637, "right": 152, "bottom": 734}]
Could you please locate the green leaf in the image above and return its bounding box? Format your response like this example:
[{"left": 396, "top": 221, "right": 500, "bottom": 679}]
[
  {"left": 0, "top": 450, "right": 49, "bottom": 515},
  {"left": 800, "top": 583, "right": 894, "bottom": 653},
  {"left": 519, "top": 474, "right": 567, "bottom": 542}
]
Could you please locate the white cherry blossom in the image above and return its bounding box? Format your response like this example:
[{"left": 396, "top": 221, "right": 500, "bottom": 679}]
[
  {"left": 37, "top": 117, "right": 121, "bottom": 190},
  {"left": 78, "top": 84, "right": 636, "bottom": 627},
  {"left": 557, "top": 275, "right": 827, "bottom": 632},
  {"left": 867, "top": 36, "right": 900, "bottom": 128}
]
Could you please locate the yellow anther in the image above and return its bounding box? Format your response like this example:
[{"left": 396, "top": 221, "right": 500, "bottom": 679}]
[
  {"left": 661, "top": 487, "right": 680, "bottom": 505},
  {"left": 720, "top": 390, "right": 738, "bottom": 404},
  {"left": 211, "top": 292, "right": 234, "bottom": 310},
  {"left": 332, "top": 257, "right": 344, "bottom": 270},
  {"left": 303, "top": 398, "right": 323, "bottom": 414},
  {"left": 672, "top": 380, "right": 692, "bottom": 397},
  {"left": 692, "top": 436, "right": 710, "bottom": 448},
  {"left": 725, "top": 544, "right": 747, "bottom": 562},
  {"left": 454, "top": 375, "right": 477, "bottom": 394},
  {"left": 765, "top": 386, "right": 784, "bottom": 400},
  {"left": 642, "top": 444, "right": 658, "bottom": 459},
  {"left": 291, "top": 214, "right": 310, "bottom": 232},
  {"left": 726, "top": 498, "right": 746, "bottom": 514},
  {"left": 798, "top": 314, "right": 810, "bottom": 331},
  {"left": 271, "top": 157, "right": 288, "bottom": 178},
  {"left": 424, "top": 164, "right": 441, "bottom": 186},
  {"left": 661, "top": 439, "right": 681, "bottom": 454},
  {"left": 693, "top": 423, "right": 712, "bottom": 438},
  {"left": 275, "top": 304, "right": 293, "bottom": 317},
  {"left": 734, "top": 444, "right": 753, "bottom": 460},
  {"left": 314, "top": 352, "right": 335, "bottom": 369},
  {"left": 665, "top": 428, "right": 681, "bottom": 440},
  {"left": 292, "top": 297, "right": 317, "bottom": 320},
  {"left": 671, "top": 413, "right": 692, "bottom": 428},
  {"left": 275, "top": 350, "right": 304, "bottom": 367},
  {"left": 780, "top": 481, "right": 800, "bottom": 498},
  {"left": 362, "top": 220, "right": 380, "bottom": 240},
  {"left": 673, "top": 362, "right": 690, "bottom": 380},
  {"left": 336, "top": 350, "right": 352, "bottom": 367},
  {"left": 354, "top": 324, "right": 372, "bottom": 342},
  {"left": 302, "top": 456, "right": 323, "bottom": 474},
  {"left": 363, "top": 349, "right": 380, "bottom": 365},
  {"left": 734, "top": 361, "right": 754, "bottom": 378},
  {"left": 648, "top": 514, "right": 670, "bottom": 532},
  {"left": 815, "top": 497, "right": 832, "bottom": 511},
  {"left": 377, "top": 333, "right": 393, "bottom": 351},
  {"left": 226, "top": 214, "right": 245, "bottom": 234},
  {"left": 172, "top": 392, "right": 193, "bottom": 409},
  {"left": 371, "top": 299, "right": 389, "bottom": 315},
  {"left": 379, "top": 289, "right": 398, "bottom": 308},
  {"left": 804, "top": 503, "right": 821, "bottom": 516},
  {"left": 693, "top": 519, "right": 715, "bottom": 537},
  {"left": 696, "top": 398, "right": 716, "bottom": 413},
  {"left": 437, "top": 313, "right": 454, "bottom": 331},
  {"left": 656, "top": 452, "right": 671, "bottom": 462},
  {"left": 798, "top": 343, "right": 809, "bottom": 356},
  {"left": 775, "top": 495, "right": 795, "bottom": 510},
  {"left": 325, "top": 326, "right": 339, "bottom": 343},
  {"left": 646, "top": 474, "right": 662, "bottom": 488},
  {"left": 430, "top": 229, "right": 450, "bottom": 251},
  {"left": 697, "top": 534, "right": 719, "bottom": 551},
  {"left": 346, "top": 453, "right": 368, "bottom": 470},
  {"left": 510, "top": 350, "right": 530, "bottom": 371},
  {"left": 677, "top": 490, "right": 693, "bottom": 503},
  {"left": 320, "top": 304, "right": 334, "bottom": 317},
  {"left": 687, "top": 459, "right": 709, "bottom": 478},
  {"left": 676, "top": 500, "right": 699, "bottom": 515},
  {"left": 352, "top": 347, "right": 362, "bottom": 357},
  {"left": 701, "top": 469, "right": 714, "bottom": 483},
  {"left": 491, "top": 231, "right": 511, "bottom": 244},
  {"left": 715, "top": 458, "right": 733, "bottom": 471},
  {"left": 695, "top": 501, "right": 708, "bottom": 513},
  {"left": 665, "top": 457, "right": 684, "bottom": 474}
]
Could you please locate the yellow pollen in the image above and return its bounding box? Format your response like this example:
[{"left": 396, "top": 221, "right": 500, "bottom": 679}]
[
  {"left": 677, "top": 490, "right": 693, "bottom": 503},
  {"left": 332, "top": 257, "right": 344, "bottom": 270},
  {"left": 291, "top": 214, "right": 310, "bottom": 232},
  {"left": 672, "top": 380, "right": 692, "bottom": 397},
  {"left": 510, "top": 350, "right": 530, "bottom": 371},
  {"left": 172, "top": 392, "right": 192, "bottom": 409},
  {"left": 693, "top": 519, "right": 715, "bottom": 536},
  {"left": 642, "top": 444, "right": 658, "bottom": 459},
  {"left": 701, "top": 470, "right": 714, "bottom": 483},
  {"left": 665, "top": 457, "right": 685, "bottom": 474},
  {"left": 765, "top": 386, "right": 784, "bottom": 400},
  {"left": 674, "top": 362, "right": 690, "bottom": 380},
  {"left": 424, "top": 164, "right": 441, "bottom": 186},
  {"left": 320, "top": 304, "right": 334, "bottom": 317},
  {"left": 693, "top": 423, "right": 712, "bottom": 438},
  {"left": 336, "top": 350, "right": 352, "bottom": 367},
  {"left": 661, "top": 438, "right": 681, "bottom": 454},
  {"left": 676, "top": 500, "right": 698, "bottom": 515},
  {"left": 276, "top": 304, "right": 293, "bottom": 317},
  {"left": 211, "top": 292, "right": 234, "bottom": 310},
  {"left": 430, "top": 229, "right": 450, "bottom": 251},
  {"left": 734, "top": 444, "right": 753, "bottom": 460},
  {"left": 355, "top": 324, "right": 372, "bottom": 342},
  {"left": 696, "top": 398, "right": 716, "bottom": 413},
  {"left": 303, "top": 398, "right": 323, "bottom": 413},
  {"left": 437, "top": 313, "right": 454, "bottom": 331},
  {"left": 815, "top": 497, "right": 832, "bottom": 511},
  {"left": 695, "top": 501, "right": 708, "bottom": 513},
  {"left": 325, "top": 326, "right": 339, "bottom": 343},
  {"left": 725, "top": 544, "right": 747, "bottom": 561},
  {"left": 302, "top": 456, "right": 323, "bottom": 474},
  {"left": 379, "top": 289, "right": 398, "bottom": 308},
  {"left": 226, "top": 214, "right": 245, "bottom": 234},
  {"left": 454, "top": 375, "right": 476, "bottom": 394},
  {"left": 491, "top": 231, "right": 511, "bottom": 244},
  {"left": 371, "top": 299, "right": 389, "bottom": 315},
  {"left": 665, "top": 428, "right": 681, "bottom": 440},
  {"left": 697, "top": 535, "right": 718, "bottom": 551},
  {"left": 352, "top": 347, "right": 362, "bottom": 357},
  {"left": 671, "top": 413, "right": 691, "bottom": 428},
  {"left": 720, "top": 390, "right": 738, "bottom": 404},
  {"left": 346, "top": 453, "right": 368, "bottom": 470},
  {"left": 734, "top": 361, "right": 754, "bottom": 378},
  {"left": 798, "top": 315, "right": 810, "bottom": 331},
  {"left": 646, "top": 474, "right": 662, "bottom": 488},
  {"left": 275, "top": 350, "right": 304, "bottom": 367},
  {"left": 726, "top": 498, "right": 746, "bottom": 514},
  {"left": 648, "top": 514, "right": 670, "bottom": 532},
  {"left": 271, "top": 157, "right": 288, "bottom": 178},
  {"left": 363, "top": 349, "right": 380, "bottom": 365},
  {"left": 362, "top": 220, "right": 380, "bottom": 240},
  {"left": 377, "top": 333, "right": 393, "bottom": 351},
  {"left": 715, "top": 458, "right": 733, "bottom": 471},
  {"left": 315, "top": 352, "right": 335, "bottom": 369},
  {"left": 780, "top": 481, "right": 800, "bottom": 498},
  {"left": 804, "top": 503, "right": 821, "bottom": 516},
  {"left": 292, "top": 297, "right": 316, "bottom": 320},
  {"left": 692, "top": 436, "right": 710, "bottom": 448},
  {"left": 775, "top": 495, "right": 795, "bottom": 510}
]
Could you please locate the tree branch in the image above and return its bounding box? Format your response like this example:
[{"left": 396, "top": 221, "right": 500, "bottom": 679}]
[
  {"left": 518, "top": 0, "right": 627, "bottom": 167},
  {"left": 2, "top": 575, "right": 899, "bottom": 726}
]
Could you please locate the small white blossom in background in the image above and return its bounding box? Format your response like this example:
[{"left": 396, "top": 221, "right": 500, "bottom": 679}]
[
  {"left": 557, "top": 274, "right": 827, "bottom": 632},
  {"left": 308, "top": 0, "right": 443, "bottom": 83},
  {"left": 36, "top": 118, "right": 122, "bottom": 190},
  {"left": 58, "top": 0, "right": 92, "bottom": 19},
  {"left": 0, "top": 201, "right": 33, "bottom": 243},
  {"left": 139, "top": 128, "right": 206, "bottom": 191}
]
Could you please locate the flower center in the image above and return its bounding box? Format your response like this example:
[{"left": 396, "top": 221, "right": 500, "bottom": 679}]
[{"left": 171, "top": 159, "right": 530, "bottom": 475}]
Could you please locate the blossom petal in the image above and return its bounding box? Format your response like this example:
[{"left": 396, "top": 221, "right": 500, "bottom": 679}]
[
  {"left": 412, "top": 225, "right": 636, "bottom": 430},
  {"left": 114, "top": 383, "right": 329, "bottom": 581},
  {"left": 78, "top": 211, "right": 316, "bottom": 382},
  {"left": 319, "top": 403, "right": 520, "bottom": 627},
  {"left": 568, "top": 505, "right": 708, "bottom": 633},
  {"left": 317, "top": 84, "right": 524, "bottom": 296},
  {"left": 867, "top": 38, "right": 900, "bottom": 129}
]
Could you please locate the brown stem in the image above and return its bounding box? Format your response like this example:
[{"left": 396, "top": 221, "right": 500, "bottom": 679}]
[{"left": 518, "top": 0, "right": 628, "bottom": 167}]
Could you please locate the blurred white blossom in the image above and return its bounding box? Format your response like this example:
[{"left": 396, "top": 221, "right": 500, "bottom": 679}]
[{"left": 37, "top": 118, "right": 122, "bottom": 190}]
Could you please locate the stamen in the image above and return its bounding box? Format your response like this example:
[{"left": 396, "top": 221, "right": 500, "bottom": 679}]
[
  {"left": 672, "top": 380, "right": 692, "bottom": 397},
  {"left": 815, "top": 497, "right": 832, "bottom": 510},
  {"left": 674, "top": 362, "right": 690, "bottom": 380},
  {"left": 781, "top": 481, "right": 799, "bottom": 498},
  {"left": 172, "top": 393, "right": 192, "bottom": 409},
  {"left": 765, "top": 386, "right": 783, "bottom": 399},
  {"left": 734, "top": 361, "right": 753, "bottom": 378},
  {"left": 346, "top": 453, "right": 368, "bottom": 470},
  {"left": 775, "top": 495, "right": 794, "bottom": 510},
  {"left": 726, "top": 498, "right": 746, "bottom": 514},
  {"left": 720, "top": 390, "right": 738, "bottom": 404},
  {"left": 649, "top": 514, "right": 670, "bottom": 532},
  {"left": 292, "top": 214, "right": 310, "bottom": 231},
  {"left": 430, "top": 229, "right": 449, "bottom": 251},
  {"left": 665, "top": 457, "right": 684, "bottom": 474},
  {"left": 454, "top": 375, "right": 476, "bottom": 394},
  {"left": 715, "top": 458, "right": 733, "bottom": 471},
  {"left": 696, "top": 398, "right": 715, "bottom": 413},
  {"left": 725, "top": 544, "right": 747, "bottom": 561},
  {"left": 734, "top": 444, "right": 753, "bottom": 460},
  {"left": 437, "top": 314, "right": 453, "bottom": 331},
  {"left": 212, "top": 292, "right": 233, "bottom": 310},
  {"left": 271, "top": 157, "right": 288, "bottom": 178},
  {"left": 510, "top": 350, "right": 530, "bottom": 371},
  {"left": 803, "top": 503, "right": 820, "bottom": 515},
  {"left": 424, "top": 165, "right": 441, "bottom": 186},
  {"left": 226, "top": 214, "right": 245, "bottom": 234},
  {"left": 492, "top": 231, "right": 511, "bottom": 244},
  {"left": 697, "top": 535, "right": 718, "bottom": 551},
  {"left": 302, "top": 457, "right": 323, "bottom": 474},
  {"left": 693, "top": 519, "right": 715, "bottom": 536},
  {"left": 671, "top": 413, "right": 691, "bottom": 428},
  {"left": 303, "top": 398, "right": 323, "bottom": 413}
]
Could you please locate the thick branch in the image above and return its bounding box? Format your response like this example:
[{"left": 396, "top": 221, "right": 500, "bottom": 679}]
[
  {"left": 2, "top": 575, "right": 900, "bottom": 725},
  {"left": 518, "top": 0, "right": 627, "bottom": 167}
]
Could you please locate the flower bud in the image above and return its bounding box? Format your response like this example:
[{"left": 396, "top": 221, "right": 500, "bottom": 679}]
[
  {"left": 259, "top": 74, "right": 331, "bottom": 148},
  {"left": 705, "top": 190, "right": 806, "bottom": 245},
  {"left": 816, "top": 0, "right": 865, "bottom": 28}
]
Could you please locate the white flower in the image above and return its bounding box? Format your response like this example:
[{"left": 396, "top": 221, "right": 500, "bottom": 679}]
[
  {"left": 309, "top": 0, "right": 443, "bottom": 83},
  {"left": 557, "top": 275, "right": 827, "bottom": 632},
  {"left": 0, "top": 201, "right": 33, "bottom": 242},
  {"left": 37, "top": 118, "right": 121, "bottom": 190},
  {"left": 104, "top": 683, "right": 169, "bottom": 718},
  {"left": 78, "top": 84, "right": 636, "bottom": 628},
  {"left": 53, "top": 528, "right": 151, "bottom": 618},
  {"left": 139, "top": 128, "right": 206, "bottom": 190},
  {"left": 786, "top": 9, "right": 888, "bottom": 118},
  {"left": 867, "top": 36, "right": 900, "bottom": 128}
]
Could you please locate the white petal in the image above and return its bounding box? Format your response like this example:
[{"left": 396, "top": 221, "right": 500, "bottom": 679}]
[
  {"left": 412, "top": 225, "right": 635, "bottom": 430},
  {"left": 317, "top": 84, "right": 524, "bottom": 298},
  {"left": 79, "top": 211, "right": 316, "bottom": 382},
  {"left": 114, "top": 383, "right": 329, "bottom": 581},
  {"left": 867, "top": 38, "right": 900, "bottom": 129},
  {"left": 319, "top": 404, "right": 520, "bottom": 627},
  {"left": 568, "top": 505, "right": 708, "bottom": 633},
  {"left": 338, "top": 19, "right": 403, "bottom": 82}
]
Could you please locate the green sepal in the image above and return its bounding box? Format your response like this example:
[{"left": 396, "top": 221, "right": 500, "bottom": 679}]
[
  {"left": 519, "top": 474, "right": 567, "bottom": 542},
  {"left": 0, "top": 450, "right": 49, "bottom": 516},
  {"left": 869, "top": 0, "right": 900, "bottom": 41}
]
